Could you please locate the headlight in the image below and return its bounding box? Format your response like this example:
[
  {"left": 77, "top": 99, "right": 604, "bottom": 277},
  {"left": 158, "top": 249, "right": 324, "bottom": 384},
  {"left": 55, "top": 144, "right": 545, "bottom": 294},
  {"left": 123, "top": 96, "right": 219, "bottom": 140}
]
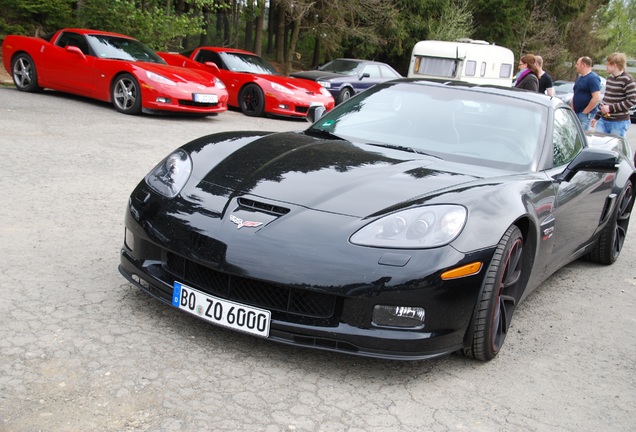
[
  {"left": 271, "top": 82, "right": 293, "bottom": 94},
  {"left": 146, "top": 71, "right": 176, "bottom": 86},
  {"left": 145, "top": 149, "right": 192, "bottom": 198},
  {"left": 317, "top": 80, "right": 331, "bottom": 89},
  {"left": 350, "top": 205, "right": 467, "bottom": 248},
  {"left": 214, "top": 77, "right": 226, "bottom": 89}
]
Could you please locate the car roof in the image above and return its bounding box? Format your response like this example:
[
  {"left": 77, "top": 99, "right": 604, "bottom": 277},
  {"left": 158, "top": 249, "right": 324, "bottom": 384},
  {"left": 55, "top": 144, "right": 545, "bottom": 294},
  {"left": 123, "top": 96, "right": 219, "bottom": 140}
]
[
  {"left": 61, "top": 28, "right": 135, "bottom": 39},
  {"left": 197, "top": 46, "right": 257, "bottom": 56},
  {"left": 330, "top": 58, "right": 389, "bottom": 65}
]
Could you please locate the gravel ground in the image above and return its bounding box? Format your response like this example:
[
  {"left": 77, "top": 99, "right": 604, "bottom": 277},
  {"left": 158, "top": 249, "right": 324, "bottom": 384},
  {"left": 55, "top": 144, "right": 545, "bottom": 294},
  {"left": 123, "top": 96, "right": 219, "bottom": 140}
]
[{"left": 0, "top": 79, "right": 635, "bottom": 432}]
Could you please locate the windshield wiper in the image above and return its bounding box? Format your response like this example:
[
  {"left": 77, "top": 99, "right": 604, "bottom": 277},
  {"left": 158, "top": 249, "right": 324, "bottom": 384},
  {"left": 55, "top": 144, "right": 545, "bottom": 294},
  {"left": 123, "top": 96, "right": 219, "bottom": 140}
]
[
  {"left": 305, "top": 129, "right": 344, "bottom": 140},
  {"left": 366, "top": 143, "right": 441, "bottom": 158}
]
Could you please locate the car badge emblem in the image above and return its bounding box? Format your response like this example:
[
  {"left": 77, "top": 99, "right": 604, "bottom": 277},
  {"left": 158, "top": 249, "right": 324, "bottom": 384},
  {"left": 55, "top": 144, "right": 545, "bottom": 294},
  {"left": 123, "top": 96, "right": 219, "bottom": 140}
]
[{"left": 230, "top": 214, "right": 263, "bottom": 229}]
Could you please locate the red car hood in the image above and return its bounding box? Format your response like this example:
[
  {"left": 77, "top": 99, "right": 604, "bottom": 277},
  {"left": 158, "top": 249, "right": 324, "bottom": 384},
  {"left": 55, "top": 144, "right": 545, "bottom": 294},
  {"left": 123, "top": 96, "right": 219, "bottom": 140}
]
[
  {"left": 256, "top": 73, "right": 326, "bottom": 93},
  {"left": 138, "top": 62, "right": 216, "bottom": 85}
]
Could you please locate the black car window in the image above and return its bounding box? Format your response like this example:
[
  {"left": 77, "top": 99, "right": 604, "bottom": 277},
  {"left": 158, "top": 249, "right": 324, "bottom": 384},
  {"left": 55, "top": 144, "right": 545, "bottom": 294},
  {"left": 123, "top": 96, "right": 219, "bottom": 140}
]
[
  {"left": 56, "top": 32, "right": 90, "bottom": 55},
  {"left": 552, "top": 108, "right": 584, "bottom": 167},
  {"left": 195, "top": 50, "right": 224, "bottom": 68}
]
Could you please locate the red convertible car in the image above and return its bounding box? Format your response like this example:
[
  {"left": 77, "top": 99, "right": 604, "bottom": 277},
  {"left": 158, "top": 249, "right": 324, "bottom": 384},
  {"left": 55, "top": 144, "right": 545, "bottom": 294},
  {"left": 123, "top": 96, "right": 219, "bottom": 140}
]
[
  {"left": 158, "top": 47, "right": 335, "bottom": 117},
  {"left": 1, "top": 29, "right": 229, "bottom": 115}
]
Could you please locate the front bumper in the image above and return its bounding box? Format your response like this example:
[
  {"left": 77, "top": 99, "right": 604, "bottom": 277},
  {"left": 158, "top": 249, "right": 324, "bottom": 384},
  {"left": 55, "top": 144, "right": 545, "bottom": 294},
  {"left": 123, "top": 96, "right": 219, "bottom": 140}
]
[
  {"left": 119, "top": 195, "right": 495, "bottom": 360},
  {"left": 141, "top": 84, "right": 229, "bottom": 115},
  {"left": 264, "top": 92, "right": 334, "bottom": 118}
]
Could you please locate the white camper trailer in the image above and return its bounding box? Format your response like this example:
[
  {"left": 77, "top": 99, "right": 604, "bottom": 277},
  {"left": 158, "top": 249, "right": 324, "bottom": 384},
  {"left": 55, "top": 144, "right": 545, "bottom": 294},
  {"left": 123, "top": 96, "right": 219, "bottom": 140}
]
[{"left": 408, "top": 39, "right": 515, "bottom": 87}]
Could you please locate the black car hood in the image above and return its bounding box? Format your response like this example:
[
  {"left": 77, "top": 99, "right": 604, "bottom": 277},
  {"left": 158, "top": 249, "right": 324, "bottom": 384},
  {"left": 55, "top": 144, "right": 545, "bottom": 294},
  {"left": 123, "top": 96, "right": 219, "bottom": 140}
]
[
  {"left": 291, "top": 70, "right": 346, "bottom": 81},
  {"left": 186, "top": 131, "right": 492, "bottom": 217}
]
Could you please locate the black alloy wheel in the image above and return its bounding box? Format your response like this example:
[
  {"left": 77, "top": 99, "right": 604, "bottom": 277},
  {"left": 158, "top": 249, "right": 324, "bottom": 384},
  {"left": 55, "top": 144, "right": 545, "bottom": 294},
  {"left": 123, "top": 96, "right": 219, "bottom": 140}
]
[
  {"left": 464, "top": 225, "right": 525, "bottom": 361},
  {"left": 239, "top": 84, "right": 265, "bottom": 117}
]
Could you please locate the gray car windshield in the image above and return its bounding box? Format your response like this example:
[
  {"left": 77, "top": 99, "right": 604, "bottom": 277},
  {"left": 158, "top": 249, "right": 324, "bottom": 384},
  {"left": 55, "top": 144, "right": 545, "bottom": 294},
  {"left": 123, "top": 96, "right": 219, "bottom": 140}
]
[
  {"left": 319, "top": 59, "right": 362, "bottom": 75},
  {"left": 308, "top": 82, "right": 547, "bottom": 171},
  {"left": 87, "top": 35, "right": 166, "bottom": 64}
]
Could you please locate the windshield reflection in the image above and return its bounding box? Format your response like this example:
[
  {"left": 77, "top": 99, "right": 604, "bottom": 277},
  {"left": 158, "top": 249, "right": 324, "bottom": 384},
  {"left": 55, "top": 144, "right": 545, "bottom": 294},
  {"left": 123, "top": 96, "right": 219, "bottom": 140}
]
[
  {"left": 87, "top": 35, "right": 166, "bottom": 64},
  {"left": 308, "top": 82, "right": 548, "bottom": 171},
  {"left": 220, "top": 52, "right": 278, "bottom": 75}
]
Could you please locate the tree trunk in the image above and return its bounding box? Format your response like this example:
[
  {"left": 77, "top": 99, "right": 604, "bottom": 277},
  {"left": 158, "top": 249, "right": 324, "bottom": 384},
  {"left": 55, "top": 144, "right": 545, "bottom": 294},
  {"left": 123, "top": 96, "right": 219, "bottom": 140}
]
[
  {"left": 253, "top": 0, "right": 266, "bottom": 55},
  {"left": 312, "top": 33, "right": 321, "bottom": 67},
  {"left": 285, "top": 17, "right": 302, "bottom": 75},
  {"left": 275, "top": 1, "right": 286, "bottom": 63}
]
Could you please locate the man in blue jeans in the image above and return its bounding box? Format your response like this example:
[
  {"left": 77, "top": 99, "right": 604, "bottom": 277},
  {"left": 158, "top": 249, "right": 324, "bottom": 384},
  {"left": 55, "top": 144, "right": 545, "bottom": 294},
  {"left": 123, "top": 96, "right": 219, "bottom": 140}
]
[
  {"left": 571, "top": 56, "right": 602, "bottom": 130},
  {"left": 590, "top": 52, "right": 636, "bottom": 138}
]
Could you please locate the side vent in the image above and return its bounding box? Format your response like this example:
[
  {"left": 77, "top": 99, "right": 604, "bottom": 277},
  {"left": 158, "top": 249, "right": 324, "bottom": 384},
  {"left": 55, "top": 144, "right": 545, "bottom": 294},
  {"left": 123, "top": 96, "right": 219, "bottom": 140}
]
[{"left": 599, "top": 193, "right": 617, "bottom": 225}]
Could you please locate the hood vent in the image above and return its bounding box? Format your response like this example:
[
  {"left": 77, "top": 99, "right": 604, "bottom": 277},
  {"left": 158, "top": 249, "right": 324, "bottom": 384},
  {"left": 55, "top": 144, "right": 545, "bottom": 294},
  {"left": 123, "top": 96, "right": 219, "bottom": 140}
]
[{"left": 238, "top": 197, "right": 290, "bottom": 217}]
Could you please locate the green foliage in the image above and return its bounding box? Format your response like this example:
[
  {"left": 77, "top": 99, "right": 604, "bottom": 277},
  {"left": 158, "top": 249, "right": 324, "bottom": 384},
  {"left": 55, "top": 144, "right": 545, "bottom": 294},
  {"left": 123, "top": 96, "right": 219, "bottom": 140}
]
[
  {"left": 0, "top": 0, "right": 75, "bottom": 36},
  {"left": 76, "top": 0, "right": 204, "bottom": 50},
  {"left": 597, "top": 0, "right": 636, "bottom": 57},
  {"left": 1, "top": 0, "right": 634, "bottom": 76}
]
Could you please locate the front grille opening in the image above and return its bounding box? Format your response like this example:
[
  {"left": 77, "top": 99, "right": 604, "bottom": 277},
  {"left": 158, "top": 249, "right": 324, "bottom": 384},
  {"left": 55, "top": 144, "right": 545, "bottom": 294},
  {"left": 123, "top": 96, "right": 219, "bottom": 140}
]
[
  {"left": 237, "top": 198, "right": 290, "bottom": 216},
  {"left": 293, "top": 336, "right": 358, "bottom": 353},
  {"left": 164, "top": 253, "right": 336, "bottom": 320},
  {"left": 178, "top": 100, "right": 218, "bottom": 107}
]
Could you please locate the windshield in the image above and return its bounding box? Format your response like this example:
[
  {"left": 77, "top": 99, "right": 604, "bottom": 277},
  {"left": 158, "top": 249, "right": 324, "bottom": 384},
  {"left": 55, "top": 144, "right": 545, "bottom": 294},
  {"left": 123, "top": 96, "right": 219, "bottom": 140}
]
[
  {"left": 220, "top": 52, "right": 278, "bottom": 74},
  {"left": 87, "top": 35, "right": 166, "bottom": 64},
  {"left": 307, "top": 82, "right": 547, "bottom": 171},
  {"left": 319, "top": 59, "right": 363, "bottom": 76}
]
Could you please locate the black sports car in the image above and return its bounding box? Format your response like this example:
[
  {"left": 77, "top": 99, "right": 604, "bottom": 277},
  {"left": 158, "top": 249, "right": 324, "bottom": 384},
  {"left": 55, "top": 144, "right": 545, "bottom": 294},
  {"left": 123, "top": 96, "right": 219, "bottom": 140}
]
[{"left": 119, "top": 79, "right": 635, "bottom": 361}]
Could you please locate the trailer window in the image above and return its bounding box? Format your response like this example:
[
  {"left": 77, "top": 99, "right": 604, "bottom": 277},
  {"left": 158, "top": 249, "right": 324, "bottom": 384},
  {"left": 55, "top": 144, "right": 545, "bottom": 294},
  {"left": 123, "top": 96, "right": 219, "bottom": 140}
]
[
  {"left": 465, "top": 60, "right": 476, "bottom": 76},
  {"left": 413, "top": 56, "right": 458, "bottom": 78},
  {"left": 499, "top": 63, "right": 513, "bottom": 78}
]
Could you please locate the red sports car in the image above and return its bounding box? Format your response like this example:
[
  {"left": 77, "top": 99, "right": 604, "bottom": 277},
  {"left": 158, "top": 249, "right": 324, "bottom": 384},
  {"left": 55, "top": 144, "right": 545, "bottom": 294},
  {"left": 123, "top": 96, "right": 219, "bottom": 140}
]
[
  {"left": 1, "top": 28, "right": 229, "bottom": 115},
  {"left": 159, "top": 47, "right": 335, "bottom": 117}
]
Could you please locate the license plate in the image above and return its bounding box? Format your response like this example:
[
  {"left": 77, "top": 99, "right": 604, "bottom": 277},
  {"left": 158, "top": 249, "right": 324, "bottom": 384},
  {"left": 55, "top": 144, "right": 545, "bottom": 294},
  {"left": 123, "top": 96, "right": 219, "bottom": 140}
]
[
  {"left": 193, "top": 93, "right": 218, "bottom": 103},
  {"left": 172, "top": 282, "right": 271, "bottom": 337}
]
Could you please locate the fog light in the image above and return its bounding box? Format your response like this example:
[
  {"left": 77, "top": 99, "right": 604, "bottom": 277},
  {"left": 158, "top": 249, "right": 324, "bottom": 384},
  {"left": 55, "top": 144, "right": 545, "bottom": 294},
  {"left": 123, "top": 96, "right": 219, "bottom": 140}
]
[
  {"left": 125, "top": 228, "right": 134, "bottom": 251},
  {"left": 131, "top": 274, "right": 151, "bottom": 289},
  {"left": 278, "top": 104, "right": 289, "bottom": 110},
  {"left": 156, "top": 97, "right": 171, "bottom": 104},
  {"left": 372, "top": 305, "right": 425, "bottom": 329}
]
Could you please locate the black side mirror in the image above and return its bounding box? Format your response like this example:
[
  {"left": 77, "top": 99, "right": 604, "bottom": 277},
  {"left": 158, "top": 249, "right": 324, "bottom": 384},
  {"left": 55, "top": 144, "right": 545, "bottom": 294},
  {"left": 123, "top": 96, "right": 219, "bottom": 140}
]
[
  {"left": 359, "top": 72, "right": 371, "bottom": 80},
  {"left": 554, "top": 147, "right": 620, "bottom": 183},
  {"left": 307, "top": 105, "right": 326, "bottom": 123}
]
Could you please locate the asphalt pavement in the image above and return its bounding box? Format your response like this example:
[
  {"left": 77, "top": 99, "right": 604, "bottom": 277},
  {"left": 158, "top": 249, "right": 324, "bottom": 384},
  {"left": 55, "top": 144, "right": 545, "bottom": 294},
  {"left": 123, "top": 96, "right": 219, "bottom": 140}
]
[{"left": 0, "top": 85, "right": 635, "bottom": 432}]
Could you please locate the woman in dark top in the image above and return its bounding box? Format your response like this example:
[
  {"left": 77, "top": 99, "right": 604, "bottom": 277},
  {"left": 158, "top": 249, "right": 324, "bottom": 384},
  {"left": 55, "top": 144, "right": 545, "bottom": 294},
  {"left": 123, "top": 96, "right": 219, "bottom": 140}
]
[{"left": 515, "top": 54, "right": 540, "bottom": 92}]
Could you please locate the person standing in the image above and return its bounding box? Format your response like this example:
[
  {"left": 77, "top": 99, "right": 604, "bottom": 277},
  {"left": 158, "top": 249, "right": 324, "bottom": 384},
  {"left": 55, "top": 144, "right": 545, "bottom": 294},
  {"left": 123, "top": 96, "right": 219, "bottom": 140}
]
[
  {"left": 535, "top": 55, "right": 554, "bottom": 96},
  {"left": 515, "top": 54, "right": 540, "bottom": 91},
  {"left": 571, "top": 56, "right": 602, "bottom": 130},
  {"left": 590, "top": 52, "right": 636, "bottom": 138}
]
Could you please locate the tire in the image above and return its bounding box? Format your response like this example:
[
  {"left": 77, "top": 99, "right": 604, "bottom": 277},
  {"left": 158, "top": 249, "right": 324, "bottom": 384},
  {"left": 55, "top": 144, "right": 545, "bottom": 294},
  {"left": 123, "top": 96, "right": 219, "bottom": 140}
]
[
  {"left": 239, "top": 84, "right": 265, "bottom": 117},
  {"left": 11, "top": 53, "right": 42, "bottom": 92},
  {"left": 463, "top": 225, "right": 525, "bottom": 361},
  {"left": 337, "top": 87, "right": 352, "bottom": 104},
  {"left": 588, "top": 180, "right": 633, "bottom": 265},
  {"left": 111, "top": 73, "right": 142, "bottom": 115}
]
